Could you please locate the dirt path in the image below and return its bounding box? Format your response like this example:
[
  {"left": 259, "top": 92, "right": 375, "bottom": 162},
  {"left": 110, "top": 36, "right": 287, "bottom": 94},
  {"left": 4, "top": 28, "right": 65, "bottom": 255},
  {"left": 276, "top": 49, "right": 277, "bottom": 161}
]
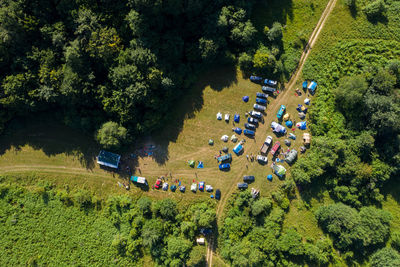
[{"left": 206, "top": 0, "right": 337, "bottom": 265}]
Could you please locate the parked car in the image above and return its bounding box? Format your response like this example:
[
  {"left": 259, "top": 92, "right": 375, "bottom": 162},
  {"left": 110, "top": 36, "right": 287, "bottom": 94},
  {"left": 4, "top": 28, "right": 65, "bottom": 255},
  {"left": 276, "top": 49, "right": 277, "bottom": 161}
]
[
  {"left": 243, "top": 175, "right": 255, "bottom": 183},
  {"left": 277, "top": 105, "right": 286, "bottom": 119},
  {"left": 254, "top": 104, "right": 266, "bottom": 111},
  {"left": 233, "top": 144, "right": 243, "bottom": 155},
  {"left": 271, "top": 141, "right": 281, "bottom": 156},
  {"left": 260, "top": 136, "right": 273, "bottom": 154},
  {"left": 264, "top": 79, "right": 277, "bottom": 87},
  {"left": 170, "top": 185, "right": 177, "bottom": 192},
  {"left": 257, "top": 155, "right": 268, "bottom": 164},
  {"left": 237, "top": 183, "right": 248, "bottom": 189},
  {"left": 217, "top": 153, "right": 232, "bottom": 163},
  {"left": 244, "top": 129, "right": 255, "bottom": 136},
  {"left": 256, "top": 92, "right": 268, "bottom": 99},
  {"left": 256, "top": 98, "right": 267, "bottom": 105},
  {"left": 248, "top": 117, "right": 259, "bottom": 124},
  {"left": 249, "top": 111, "right": 262, "bottom": 119},
  {"left": 199, "top": 181, "right": 205, "bottom": 191},
  {"left": 244, "top": 123, "right": 256, "bottom": 130},
  {"left": 154, "top": 179, "right": 162, "bottom": 189},
  {"left": 206, "top": 185, "right": 213, "bottom": 192},
  {"left": 250, "top": 76, "right": 263, "bottom": 82},
  {"left": 215, "top": 189, "right": 221, "bottom": 200},
  {"left": 224, "top": 114, "right": 230, "bottom": 122},
  {"left": 219, "top": 163, "right": 230, "bottom": 170},
  {"left": 179, "top": 185, "right": 186, "bottom": 192},
  {"left": 262, "top": 86, "right": 276, "bottom": 94}
]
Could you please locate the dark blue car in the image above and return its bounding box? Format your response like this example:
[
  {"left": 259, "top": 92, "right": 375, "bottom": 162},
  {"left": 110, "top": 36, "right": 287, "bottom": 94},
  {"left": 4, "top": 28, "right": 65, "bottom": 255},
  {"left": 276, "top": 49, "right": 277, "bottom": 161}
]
[
  {"left": 256, "top": 92, "right": 268, "bottom": 99},
  {"left": 219, "top": 163, "right": 230, "bottom": 170},
  {"left": 248, "top": 117, "right": 258, "bottom": 124},
  {"left": 264, "top": 79, "right": 277, "bottom": 87},
  {"left": 244, "top": 129, "right": 255, "bottom": 136},
  {"left": 256, "top": 98, "right": 267, "bottom": 105},
  {"left": 244, "top": 123, "right": 256, "bottom": 130},
  {"left": 250, "top": 76, "right": 263, "bottom": 82}
]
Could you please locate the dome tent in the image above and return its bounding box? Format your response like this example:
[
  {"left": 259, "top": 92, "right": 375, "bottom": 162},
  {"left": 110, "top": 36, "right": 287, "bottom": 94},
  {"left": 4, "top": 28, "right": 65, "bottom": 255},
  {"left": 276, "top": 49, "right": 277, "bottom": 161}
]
[
  {"left": 242, "top": 96, "right": 249, "bottom": 102},
  {"left": 285, "top": 121, "right": 293, "bottom": 128}
]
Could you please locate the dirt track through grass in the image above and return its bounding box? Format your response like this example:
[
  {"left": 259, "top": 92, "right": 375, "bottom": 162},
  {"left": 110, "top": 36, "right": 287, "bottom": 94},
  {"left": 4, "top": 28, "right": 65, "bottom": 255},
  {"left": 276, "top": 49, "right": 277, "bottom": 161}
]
[{"left": 206, "top": 0, "right": 338, "bottom": 265}]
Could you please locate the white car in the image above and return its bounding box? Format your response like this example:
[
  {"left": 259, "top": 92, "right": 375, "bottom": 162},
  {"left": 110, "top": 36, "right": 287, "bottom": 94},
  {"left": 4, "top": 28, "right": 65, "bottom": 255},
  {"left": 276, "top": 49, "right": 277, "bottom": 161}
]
[
  {"left": 206, "top": 185, "right": 213, "bottom": 192},
  {"left": 265, "top": 136, "right": 273, "bottom": 146},
  {"left": 257, "top": 155, "right": 268, "bottom": 164}
]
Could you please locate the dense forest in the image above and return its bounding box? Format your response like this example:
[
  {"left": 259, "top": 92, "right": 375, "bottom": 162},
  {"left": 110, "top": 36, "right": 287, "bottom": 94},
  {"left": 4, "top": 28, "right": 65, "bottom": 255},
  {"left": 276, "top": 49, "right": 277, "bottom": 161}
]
[
  {"left": 0, "top": 182, "right": 216, "bottom": 266},
  {"left": 0, "top": 0, "right": 291, "bottom": 148}
]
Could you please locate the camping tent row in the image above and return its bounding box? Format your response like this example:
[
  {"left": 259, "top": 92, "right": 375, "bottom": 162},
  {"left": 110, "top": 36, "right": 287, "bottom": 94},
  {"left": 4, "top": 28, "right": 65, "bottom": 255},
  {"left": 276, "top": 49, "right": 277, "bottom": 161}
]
[{"left": 97, "top": 150, "right": 121, "bottom": 169}]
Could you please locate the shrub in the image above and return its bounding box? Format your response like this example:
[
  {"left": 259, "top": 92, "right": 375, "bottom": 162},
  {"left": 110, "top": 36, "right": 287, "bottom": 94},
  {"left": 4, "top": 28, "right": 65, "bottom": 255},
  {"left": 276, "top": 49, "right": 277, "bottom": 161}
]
[
  {"left": 187, "top": 246, "right": 206, "bottom": 267},
  {"left": 370, "top": 247, "right": 400, "bottom": 267},
  {"left": 363, "top": 0, "right": 386, "bottom": 19}
]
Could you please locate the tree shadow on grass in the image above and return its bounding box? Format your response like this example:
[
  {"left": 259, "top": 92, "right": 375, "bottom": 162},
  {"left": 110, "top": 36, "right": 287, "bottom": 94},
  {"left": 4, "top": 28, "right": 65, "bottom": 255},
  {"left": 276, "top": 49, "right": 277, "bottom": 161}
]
[
  {"left": 150, "top": 64, "right": 238, "bottom": 165},
  {"left": 0, "top": 114, "right": 99, "bottom": 170}
]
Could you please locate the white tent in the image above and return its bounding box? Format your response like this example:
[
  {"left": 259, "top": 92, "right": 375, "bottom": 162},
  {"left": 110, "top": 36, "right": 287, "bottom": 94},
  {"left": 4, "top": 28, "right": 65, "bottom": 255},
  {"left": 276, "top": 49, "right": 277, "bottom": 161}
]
[
  {"left": 221, "top": 135, "right": 229, "bottom": 142},
  {"left": 225, "top": 114, "right": 230, "bottom": 122},
  {"left": 231, "top": 134, "right": 238, "bottom": 142}
]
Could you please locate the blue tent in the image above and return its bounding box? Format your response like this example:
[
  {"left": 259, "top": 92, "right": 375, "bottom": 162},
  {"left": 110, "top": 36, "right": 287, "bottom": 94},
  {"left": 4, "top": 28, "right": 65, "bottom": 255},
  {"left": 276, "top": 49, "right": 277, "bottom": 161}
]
[
  {"left": 302, "top": 81, "right": 308, "bottom": 89},
  {"left": 197, "top": 161, "right": 204, "bottom": 168},
  {"left": 285, "top": 120, "right": 293, "bottom": 128},
  {"left": 234, "top": 127, "right": 242, "bottom": 134},
  {"left": 242, "top": 96, "right": 249, "bottom": 102},
  {"left": 296, "top": 121, "right": 307, "bottom": 130},
  {"left": 267, "top": 175, "right": 273, "bottom": 181},
  {"left": 308, "top": 81, "right": 317, "bottom": 92},
  {"left": 234, "top": 114, "right": 240, "bottom": 123}
]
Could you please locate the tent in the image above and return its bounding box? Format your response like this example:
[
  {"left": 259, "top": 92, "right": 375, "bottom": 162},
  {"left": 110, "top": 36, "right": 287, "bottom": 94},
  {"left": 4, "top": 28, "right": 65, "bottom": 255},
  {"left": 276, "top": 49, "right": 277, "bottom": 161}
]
[
  {"left": 285, "top": 120, "right": 293, "bottom": 128},
  {"left": 234, "top": 114, "right": 240, "bottom": 123},
  {"left": 188, "top": 160, "right": 195, "bottom": 167},
  {"left": 272, "top": 164, "right": 286, "bottom": 178},
  {"left": 97, "top": 150, "right": 121, "bottom": 169},
  {"left": 296, "top": 104, "right": 308, "bottom": 113},
  {"left": 285, "top": 149, "right": 298, "bottom": 164},
  {"left": 302, "top": 81, "right": 308, "bottom": 89},
  {"left": 191, "top": 183, "right": 197, "bottom": 192},
  {"left": 283, "top": 113, "right": 290, "bottom": 121},
  {"left": 267, "top": 175, "right": 273, "bottom": 181},
  {"left": 242, "top": 96, "right": 249, "bottom": 102},
  {"left": 221, "top": 135, "right": 229, "bottom": 142},
  {"left": 216, "top": 112, "right": 222, "bottom": 120},
  {"left": 303, "top": 133, "right": 311, "bottom": 145},
  {"left": 304, "top": 98, "right": 310, "bottom": 105},
  {"left": 222, "top": 147, "right": 228, "bottom": 153},
  {"left": 296, "top": 121, "right": 307, "bottom": 130},
  {"left": 308, "top": 81, "right": 317, "bottom": 93},
  {"left": 209, "top": 139, "right": 214, "bottom": 145},
  {"left": 231, "top": 135, "right": 238, "bottom": 142},
  {"left": 271, "top": 122, "right": 287, "bottom": 134},
  {"left": 233, "top": 127, "right": 242, "bottom": 135},
  {"left": 197, "top": 161, "right": 204, "bottom": 168}
]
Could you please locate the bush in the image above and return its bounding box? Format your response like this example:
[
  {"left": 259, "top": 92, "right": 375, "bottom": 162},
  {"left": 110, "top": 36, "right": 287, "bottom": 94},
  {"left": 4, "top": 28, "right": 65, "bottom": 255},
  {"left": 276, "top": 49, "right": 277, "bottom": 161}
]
[
  {"left": 345, "top": 0, "right": 356, "bottom": 8},
  {"left": 267, "top": 22, "right": 283, "bottom": 42},
  {"left": 363, "top": 0, "right": 386, "bottom": 19},
  {"left": 152, "top": 198, "right": 177, "bottom": 220},
  {"left": 392, "top": 231, "right": 400, "bottom": 251},
  {"left": 96, "top": 121, "right": 128, "bottom": 150},
  {"left": 238, "top": 52, "right": 253, "bottom": 73},
  {"left": 370, "top": 247, "right": 400, "bottom": 267}
]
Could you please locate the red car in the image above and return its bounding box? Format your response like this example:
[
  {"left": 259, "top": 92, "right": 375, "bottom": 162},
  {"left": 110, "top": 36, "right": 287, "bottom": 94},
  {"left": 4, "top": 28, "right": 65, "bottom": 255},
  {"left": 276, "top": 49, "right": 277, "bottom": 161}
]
[
  {"left": 270, "top": 141, "right": 281, "bottom": 156},
  {"left": 154, "top": 179, "right": 162, "bottom": 189}
]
